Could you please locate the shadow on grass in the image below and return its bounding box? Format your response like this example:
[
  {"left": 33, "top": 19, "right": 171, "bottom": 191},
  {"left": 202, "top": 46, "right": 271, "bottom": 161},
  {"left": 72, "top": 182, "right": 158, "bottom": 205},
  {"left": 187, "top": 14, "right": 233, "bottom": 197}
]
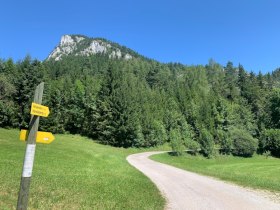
[{"left": 167, "top": 150, "right": 199, "bottom": 156}]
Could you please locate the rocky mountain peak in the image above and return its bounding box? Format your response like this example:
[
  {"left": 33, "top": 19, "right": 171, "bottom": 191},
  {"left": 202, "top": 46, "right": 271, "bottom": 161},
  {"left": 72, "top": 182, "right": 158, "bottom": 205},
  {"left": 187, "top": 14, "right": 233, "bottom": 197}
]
[{"left": 47, "top": 35, "right": 133, "bottom": 61}]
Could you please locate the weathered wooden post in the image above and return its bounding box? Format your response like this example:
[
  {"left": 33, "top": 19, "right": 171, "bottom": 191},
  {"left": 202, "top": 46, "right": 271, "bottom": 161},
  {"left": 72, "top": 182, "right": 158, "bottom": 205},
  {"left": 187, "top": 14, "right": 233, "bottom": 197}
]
[{"left": 17, "top": 82, "right": 44, "bottom": 210}]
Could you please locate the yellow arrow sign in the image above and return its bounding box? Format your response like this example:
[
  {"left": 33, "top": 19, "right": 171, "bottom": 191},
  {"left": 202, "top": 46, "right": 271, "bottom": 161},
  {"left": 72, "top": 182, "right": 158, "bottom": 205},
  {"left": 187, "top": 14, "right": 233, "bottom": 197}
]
[
  {"left": 20, "top": 130, "right": 55, "bottom": 144},
  {"left": 30, "top": 102, "right": 50, "bottom": 117},
  {"left": 36, "top": 131, "right": 55, "bottom": 144}
]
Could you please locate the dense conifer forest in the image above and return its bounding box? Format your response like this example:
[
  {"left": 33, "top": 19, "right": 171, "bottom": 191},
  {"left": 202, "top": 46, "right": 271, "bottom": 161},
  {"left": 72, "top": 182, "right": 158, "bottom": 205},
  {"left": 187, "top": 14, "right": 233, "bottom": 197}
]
[{"left": 1, "top": 43, "right": 280, "bottom": 158}]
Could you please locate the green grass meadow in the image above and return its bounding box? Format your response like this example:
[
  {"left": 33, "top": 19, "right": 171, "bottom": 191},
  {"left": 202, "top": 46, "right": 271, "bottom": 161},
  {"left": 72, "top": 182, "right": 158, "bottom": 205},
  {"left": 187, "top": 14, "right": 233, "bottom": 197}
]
[
  {"left": 0, "top": 128, "right": 165, "bottom": 210},
  {"left": 151, "top": 152, "right": 280, "bottom": 192},
  {"left": 3, "top": 127, "right": 280, "bottom": 210}
]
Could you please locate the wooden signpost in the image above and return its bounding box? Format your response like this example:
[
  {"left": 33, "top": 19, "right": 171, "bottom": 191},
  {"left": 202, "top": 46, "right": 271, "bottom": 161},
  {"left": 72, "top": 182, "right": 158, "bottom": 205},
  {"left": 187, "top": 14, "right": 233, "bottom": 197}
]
[{"left": 17, "top": 82, "right": 54, "bottom": 210}]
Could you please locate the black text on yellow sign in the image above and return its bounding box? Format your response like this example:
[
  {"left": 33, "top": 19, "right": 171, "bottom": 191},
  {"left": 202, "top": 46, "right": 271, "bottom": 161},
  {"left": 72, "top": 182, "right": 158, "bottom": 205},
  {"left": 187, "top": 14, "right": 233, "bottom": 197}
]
[{"left": 30, "top": 102, "right": 50, "bottom": 117}]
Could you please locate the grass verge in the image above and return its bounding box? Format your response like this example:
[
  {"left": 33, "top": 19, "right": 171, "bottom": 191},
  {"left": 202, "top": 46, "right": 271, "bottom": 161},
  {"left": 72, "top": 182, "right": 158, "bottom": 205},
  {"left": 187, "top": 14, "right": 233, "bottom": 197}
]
[
  {"left": 151, "top": 152, "right": 280, "bottom": 192},
  {"left": 0, "top": 128, "right": 165, "bottom": 210}
]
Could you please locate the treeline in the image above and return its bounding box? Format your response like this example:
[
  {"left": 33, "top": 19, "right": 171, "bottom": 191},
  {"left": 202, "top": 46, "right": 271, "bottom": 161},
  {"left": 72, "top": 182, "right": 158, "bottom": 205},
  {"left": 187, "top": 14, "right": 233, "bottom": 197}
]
[{"left": 1, "top": 55, "right": 280, "bottom": 158}]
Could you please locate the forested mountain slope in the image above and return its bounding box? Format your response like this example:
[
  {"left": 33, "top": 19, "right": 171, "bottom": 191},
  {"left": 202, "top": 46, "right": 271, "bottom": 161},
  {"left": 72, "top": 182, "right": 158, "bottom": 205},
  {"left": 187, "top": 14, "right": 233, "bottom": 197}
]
[{"left": 1, "top": 34, "right": 280, "bottom": 157}]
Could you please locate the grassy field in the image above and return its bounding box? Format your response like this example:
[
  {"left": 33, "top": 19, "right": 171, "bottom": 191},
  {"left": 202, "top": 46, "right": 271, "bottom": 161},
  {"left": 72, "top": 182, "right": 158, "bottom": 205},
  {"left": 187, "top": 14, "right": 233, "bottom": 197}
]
[
  {"left": 0, "top": 128, "right": 165, "bottom": 210},
  {"left": 151, "top": 152, "right": 280, "bottom": 192}
]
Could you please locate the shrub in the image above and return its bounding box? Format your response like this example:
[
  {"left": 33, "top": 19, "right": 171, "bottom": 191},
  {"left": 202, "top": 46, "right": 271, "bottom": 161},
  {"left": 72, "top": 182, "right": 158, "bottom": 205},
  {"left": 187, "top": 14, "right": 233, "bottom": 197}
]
[
  {"left": 263, "top": 150, "right": 271, "bottom": 158},
  {"left": 0, "top": 101, "right": 16, "bottom": 127},
  {"left": 230, "top": 128, "right": 258, "bottom": 157},
  {"left": 217, "top": 129, "right": 232, "bottom": 154},
  {"left": 199, "top": 128, "right": 215, "bottom": 157},
  {"left": 263, "top": 129, "right": 280, "bottom": 157},
  {"left": 170, "top": 128, "right": 184, "bottom": 156},
  {"left": 186, "top": 140, "right": 200, "bottom": 155}
]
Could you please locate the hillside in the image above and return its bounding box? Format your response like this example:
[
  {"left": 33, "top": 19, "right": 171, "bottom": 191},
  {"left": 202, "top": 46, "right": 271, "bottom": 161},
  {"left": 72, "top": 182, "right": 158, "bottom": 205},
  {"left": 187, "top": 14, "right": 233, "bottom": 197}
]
[
  {"left": 1, "top": 34, "right": 280, "bottom": 158},
  {"left": 0, "top": 128, "right": 165, "bottom": 209}
]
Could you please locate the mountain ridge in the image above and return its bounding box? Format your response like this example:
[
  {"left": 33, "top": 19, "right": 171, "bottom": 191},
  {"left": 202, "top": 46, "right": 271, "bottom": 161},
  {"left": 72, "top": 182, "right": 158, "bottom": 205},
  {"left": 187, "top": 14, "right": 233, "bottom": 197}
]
[{"left": 47, "top": 34, "right": 142, "bottom": 61}]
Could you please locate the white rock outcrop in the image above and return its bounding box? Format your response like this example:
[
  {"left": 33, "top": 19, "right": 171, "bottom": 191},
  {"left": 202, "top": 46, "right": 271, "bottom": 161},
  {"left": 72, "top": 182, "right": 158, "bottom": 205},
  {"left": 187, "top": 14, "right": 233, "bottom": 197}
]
[
  {"left": 124, "top": 54, "right": 132, "bottom": 60},
  {"left": 48, "top": 35, "right": 133, "bottom": 61},
  {"left": 80, "top": 40, "right": 108, "bottom": 56},
  {"left": 48, "top": 35, "right": 78, "bottom": 61},
  {"left": 109, "top": 49, "right": 122, "bottom": 59}
]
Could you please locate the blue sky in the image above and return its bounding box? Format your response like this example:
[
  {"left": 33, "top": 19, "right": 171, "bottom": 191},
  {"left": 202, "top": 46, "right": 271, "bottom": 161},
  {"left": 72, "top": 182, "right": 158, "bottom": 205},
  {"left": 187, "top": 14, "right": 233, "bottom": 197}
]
[{"left": 1, "top": 0, "right": 279, "bottom": 73}]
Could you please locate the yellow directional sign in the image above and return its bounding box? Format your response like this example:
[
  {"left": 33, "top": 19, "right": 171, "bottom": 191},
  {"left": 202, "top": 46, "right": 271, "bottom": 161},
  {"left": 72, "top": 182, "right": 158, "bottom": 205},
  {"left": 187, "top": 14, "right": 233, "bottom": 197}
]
[
  {"left": 36, "top": 131, "right": 55, "bottom": 144},
  {"left": 30, "top": 102, "right": 50, "bottom": 117},
  {"left": 20, "top": 130, "right": 55, "bottom": 144},
  {"left": 20, "top": 129, "right": 28, "bottom": 141}
]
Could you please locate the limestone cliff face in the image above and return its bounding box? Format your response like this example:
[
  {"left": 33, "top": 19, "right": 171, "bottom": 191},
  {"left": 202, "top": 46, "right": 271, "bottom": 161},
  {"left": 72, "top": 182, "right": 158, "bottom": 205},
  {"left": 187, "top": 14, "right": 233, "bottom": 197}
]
[{"left": 47, "top": 35, "right": 133, "bottom": 61}]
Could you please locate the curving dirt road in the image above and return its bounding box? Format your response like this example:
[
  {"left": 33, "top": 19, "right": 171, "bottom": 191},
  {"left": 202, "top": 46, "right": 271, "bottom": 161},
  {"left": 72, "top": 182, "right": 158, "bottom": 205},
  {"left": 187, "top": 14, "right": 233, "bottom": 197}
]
[{"left": 127, "top": 151, "right": 280, "bottom": 210}]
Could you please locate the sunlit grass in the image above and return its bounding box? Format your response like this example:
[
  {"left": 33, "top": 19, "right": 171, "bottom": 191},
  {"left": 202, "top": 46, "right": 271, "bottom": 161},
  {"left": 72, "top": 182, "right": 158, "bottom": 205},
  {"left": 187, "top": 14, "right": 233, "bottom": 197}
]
[
  {"left": 151, "top": 152, "right": 280, "bottom": 192},
  {"left": 0, "top": 128, "right": 165, "bottom": 210}
]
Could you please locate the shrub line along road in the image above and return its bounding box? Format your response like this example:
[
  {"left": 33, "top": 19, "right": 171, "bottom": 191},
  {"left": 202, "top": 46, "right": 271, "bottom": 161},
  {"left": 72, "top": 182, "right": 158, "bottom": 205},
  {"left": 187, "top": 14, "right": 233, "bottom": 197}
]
[{"left": 127, "top": 151, "right": 280, "bottom": 210}]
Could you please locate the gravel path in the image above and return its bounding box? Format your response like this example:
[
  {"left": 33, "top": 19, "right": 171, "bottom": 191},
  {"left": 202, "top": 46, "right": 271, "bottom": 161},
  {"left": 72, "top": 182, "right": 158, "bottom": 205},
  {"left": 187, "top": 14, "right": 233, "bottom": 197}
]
[{"left": 127, "top": 151, "right": 280, "bottom": 210}]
